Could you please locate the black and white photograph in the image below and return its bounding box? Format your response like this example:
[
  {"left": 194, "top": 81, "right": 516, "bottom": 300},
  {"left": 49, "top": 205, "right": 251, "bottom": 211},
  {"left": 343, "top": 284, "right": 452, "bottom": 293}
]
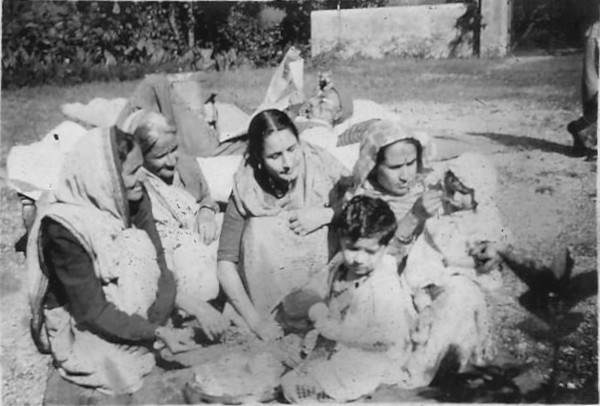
[{"left": 1, "top": 0, "right": 598, "bottom": 404}]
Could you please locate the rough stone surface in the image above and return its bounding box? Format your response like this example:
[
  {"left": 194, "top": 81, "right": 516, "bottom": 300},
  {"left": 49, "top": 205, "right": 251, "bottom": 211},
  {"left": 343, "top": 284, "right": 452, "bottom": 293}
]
[{"left": 311, "top": 4, "right": 473, "bottom": 59}]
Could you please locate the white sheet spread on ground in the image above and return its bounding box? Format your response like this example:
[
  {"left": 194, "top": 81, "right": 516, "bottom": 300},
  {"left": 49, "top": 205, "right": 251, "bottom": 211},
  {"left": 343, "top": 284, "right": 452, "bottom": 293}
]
[
  {"left": 60, "top": 92, "right": 251, "bottom": 145},
  {"left": 8, "top": 67, "right": 485, "bottom": 206},
  {"left": 6, "top": 121, "right": 88, "bottom": 200},
  {"left": 61, "top": 97, "right": 128, "bottom": 128},
  {"left": 6, "top": 102, "right": 434, "bottom": 205}
]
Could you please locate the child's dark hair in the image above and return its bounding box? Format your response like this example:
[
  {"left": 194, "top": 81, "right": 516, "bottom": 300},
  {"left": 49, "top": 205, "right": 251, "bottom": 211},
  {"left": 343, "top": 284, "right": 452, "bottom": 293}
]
[{"left": 335, "top": 195, "right": 397, "bottom": 245}]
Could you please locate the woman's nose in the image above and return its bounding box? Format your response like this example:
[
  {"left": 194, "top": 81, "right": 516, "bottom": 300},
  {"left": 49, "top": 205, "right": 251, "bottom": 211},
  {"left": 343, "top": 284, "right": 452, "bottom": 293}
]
[
  {"left": 136, "top": 168, "right": 147, "bottom": 183},
  {"left": 166, "top": 151, "right": 177, "bottom": 165},
  {"left": 354, "top": 251, "right": 367, "bottom": 264},
  {"left": 398, "top": 165, "right": 410, "bottom": 180},
  {"left": 281, "top": 152, "right": 292, "bottom": 168}
]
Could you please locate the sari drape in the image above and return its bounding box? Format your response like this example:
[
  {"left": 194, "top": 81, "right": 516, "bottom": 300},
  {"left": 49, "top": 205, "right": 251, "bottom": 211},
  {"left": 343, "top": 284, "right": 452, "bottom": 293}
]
[
  {"left": 27, "top": 127, "right": 158, "bottom": 395},
  {"left": 143, "top": 169, "right": 220, "bottom": 302},
  {"left": 232, "top": 142, "right": 349, "bottom": 317},
  {"left": 349, "top": 122, "right": 498, "bottom": 389}
]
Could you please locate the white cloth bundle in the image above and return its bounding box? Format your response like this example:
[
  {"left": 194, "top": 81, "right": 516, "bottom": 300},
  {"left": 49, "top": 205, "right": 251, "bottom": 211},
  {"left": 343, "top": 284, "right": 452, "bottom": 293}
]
[{"left": 6, "top": 121, "right": 87, "bottom": 200}]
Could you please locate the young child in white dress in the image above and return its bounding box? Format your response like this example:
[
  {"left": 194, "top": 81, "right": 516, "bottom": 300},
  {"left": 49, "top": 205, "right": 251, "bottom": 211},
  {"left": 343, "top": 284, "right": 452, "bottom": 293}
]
[
  {"left": 281, "top": 195, "right": 417, "bottom": 403},
  {"left": 404, "top": 152, "right": 511, "bottom": 299}
]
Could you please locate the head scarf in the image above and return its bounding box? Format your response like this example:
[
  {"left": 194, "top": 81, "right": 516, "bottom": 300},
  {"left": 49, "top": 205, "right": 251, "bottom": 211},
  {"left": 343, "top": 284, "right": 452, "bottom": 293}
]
[
  {"left": 432, "top": 152, "right": 511, "bottom": 247},
  {"left": 446, "top": 152, "right": 497, "bottom": 210},
  {"left": 332, "top": 87, "right": 354, "bottom": 125},
  {"left": 52, "top": 126, "right": 130, "bottom": 223},
  {"left": 119, "top": 109, "right": 146, "bottom": 135},
  {"left": 27, "top": 127, "right": 131, "bottom": 352},
  {"left": 348, "top": 120, "right": 435, "bottom": 221},
  {"left": 352, "top": 120, "right": 435, "bottom": 190}
]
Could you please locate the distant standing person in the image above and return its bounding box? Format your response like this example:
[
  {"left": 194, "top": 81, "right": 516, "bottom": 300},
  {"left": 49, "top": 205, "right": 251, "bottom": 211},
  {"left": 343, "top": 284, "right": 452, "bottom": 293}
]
[{"left": 568, "top": 19, "right": 599, "bottom": 159}]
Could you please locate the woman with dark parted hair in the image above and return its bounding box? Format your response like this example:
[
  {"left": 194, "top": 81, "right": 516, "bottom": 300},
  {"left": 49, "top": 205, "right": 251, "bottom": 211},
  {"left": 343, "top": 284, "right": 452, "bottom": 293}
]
[
  {"left": 27, "top": 126, "right": 195, "bottom": 402},
  {"left": 217, "top": 109, "right": 350, "bottom": 341}
]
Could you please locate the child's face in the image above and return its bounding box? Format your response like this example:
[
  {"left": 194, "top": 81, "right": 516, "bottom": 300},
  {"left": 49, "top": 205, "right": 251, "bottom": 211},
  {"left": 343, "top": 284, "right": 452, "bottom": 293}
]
[
  {"left": 340, "top": 237, "right": 386, "bottom": 277},
  {"left": 443, "top": 171, "right": 476, "bottom": 212}
]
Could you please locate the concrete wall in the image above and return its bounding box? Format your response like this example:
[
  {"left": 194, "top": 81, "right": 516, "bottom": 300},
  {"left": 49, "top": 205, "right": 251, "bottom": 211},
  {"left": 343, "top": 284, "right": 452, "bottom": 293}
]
[
  {"left": 480, "top": 0, "right": 511, "bottom": 57},
  {"left": 311, "top": 4, "right": 474, "bottom": 59}
]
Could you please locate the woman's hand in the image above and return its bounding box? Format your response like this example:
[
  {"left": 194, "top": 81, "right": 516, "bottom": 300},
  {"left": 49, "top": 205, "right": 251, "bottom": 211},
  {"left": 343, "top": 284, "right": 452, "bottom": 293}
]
[
  {"left": 155, "top": 326, "right": 195, "bottom": 354},
  {"left": 411, "top": 190, "right": 444, "bottom": 221},
  {"left": 287, "top": 208, "right": 333, "bottom": 236},
  {"left": 195, "top": 207, "right": 218, "bottom": 244},
  {"left": 252, "top": 318, "right": 283, "bottom": 342},
  {"left": 194, "top": 305, "right": 229, "bottom": 341},
  {"left": 308, "top": 302, "right": 329, "bottom": 323},
  {"left": 313, "top": 317, "right": 341, "bottom": 342}
]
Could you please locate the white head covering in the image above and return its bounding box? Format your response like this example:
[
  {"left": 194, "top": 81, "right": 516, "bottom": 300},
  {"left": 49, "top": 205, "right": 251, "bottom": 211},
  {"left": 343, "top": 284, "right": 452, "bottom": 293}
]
[
  {"left": 348, "top": 120, "right": 437, "bottom": 221},
  {"left": 447, "top": 152, "right": 497, "bottom": 209},
  {"left": 352, "top": 120, "right": 435, "bottom": 189}
]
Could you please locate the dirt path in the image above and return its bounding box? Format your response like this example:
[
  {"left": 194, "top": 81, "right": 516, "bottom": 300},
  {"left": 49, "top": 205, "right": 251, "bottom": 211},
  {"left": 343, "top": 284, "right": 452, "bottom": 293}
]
[{"left": 1, "top": 93, "right": 596, "bottom": 404}]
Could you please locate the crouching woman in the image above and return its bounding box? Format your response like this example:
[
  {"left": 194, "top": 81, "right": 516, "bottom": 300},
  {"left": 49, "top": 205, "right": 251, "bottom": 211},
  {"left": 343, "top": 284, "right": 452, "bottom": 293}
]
[{"left": 27, "top": 126, "right": 194, "bottom": 402}]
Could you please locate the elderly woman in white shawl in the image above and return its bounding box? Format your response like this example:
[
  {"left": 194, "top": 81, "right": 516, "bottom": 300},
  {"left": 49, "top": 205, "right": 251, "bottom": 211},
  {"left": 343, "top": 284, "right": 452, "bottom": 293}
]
[{"left": 121, "top": 110, "right": 228, "bottom": 341}]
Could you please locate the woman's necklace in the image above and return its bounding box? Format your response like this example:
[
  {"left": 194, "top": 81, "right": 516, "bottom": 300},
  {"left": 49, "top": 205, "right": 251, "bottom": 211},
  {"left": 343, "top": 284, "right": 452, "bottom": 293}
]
[{"left": 267, "top": 175, "right": 295, "bottom": 199}]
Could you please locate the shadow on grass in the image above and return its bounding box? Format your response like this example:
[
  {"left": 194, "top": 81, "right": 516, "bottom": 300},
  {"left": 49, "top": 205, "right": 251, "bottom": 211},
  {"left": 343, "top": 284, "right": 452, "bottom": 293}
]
[
  {"left": 517, "top": 311, "right": 585, "bottom": 341},
  {"left": 468, "top": 132, "right": 575, "bottom": 156},
  {"left": 516, "top": 270, "right": 597, "bottom": 330}
]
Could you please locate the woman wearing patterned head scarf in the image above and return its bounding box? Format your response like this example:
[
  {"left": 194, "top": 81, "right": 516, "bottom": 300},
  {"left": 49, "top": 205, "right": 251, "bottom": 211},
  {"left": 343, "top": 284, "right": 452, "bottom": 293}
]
[
  {"left": 27, "top": 126, "right": 195, "bottom": 402},
  {"left": 348, "top": 122, "right": 497, "bottom": 390},
  {"left": 347, "top": 119, "right": 441, "bottom": 261}
]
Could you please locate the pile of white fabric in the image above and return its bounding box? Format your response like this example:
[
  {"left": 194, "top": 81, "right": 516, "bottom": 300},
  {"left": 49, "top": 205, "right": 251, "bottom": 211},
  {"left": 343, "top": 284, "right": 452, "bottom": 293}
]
[{"left": 6, "top": 121, "right": 87, "bottom": 200}]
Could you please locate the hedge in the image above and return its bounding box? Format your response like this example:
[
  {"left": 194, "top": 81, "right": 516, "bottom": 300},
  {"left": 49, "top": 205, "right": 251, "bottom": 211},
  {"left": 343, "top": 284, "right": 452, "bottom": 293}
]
[{"left": 2, "top": 0, "right": 594, "bottom": 89}]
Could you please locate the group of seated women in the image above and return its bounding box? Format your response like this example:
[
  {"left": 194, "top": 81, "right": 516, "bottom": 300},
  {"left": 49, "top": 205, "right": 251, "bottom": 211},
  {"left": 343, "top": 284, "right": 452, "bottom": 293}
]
[{"left": 28, "top": 72, "right": 571, "bottom": 404}]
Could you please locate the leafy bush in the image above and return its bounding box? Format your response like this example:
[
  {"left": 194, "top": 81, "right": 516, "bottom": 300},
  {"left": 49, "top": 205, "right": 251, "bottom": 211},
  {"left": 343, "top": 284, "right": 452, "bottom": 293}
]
[
  {"left": 2, "top": 1, "right": 311, "bottom": 87},
  {"left": 3, "top": 0, "right": 589, "bottom": 88},
  {"left": 511, "top": 0, "right": 598, "bottom": 51},
  {"left": 218, "top": 2, "right": 284, "bottom": 68}
]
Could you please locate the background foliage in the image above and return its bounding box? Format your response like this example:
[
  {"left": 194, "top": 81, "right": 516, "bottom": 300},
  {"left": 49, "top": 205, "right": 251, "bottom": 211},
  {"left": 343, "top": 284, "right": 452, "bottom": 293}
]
[{"left": 2, "top": 0, "right": 596, "bottom": 89}]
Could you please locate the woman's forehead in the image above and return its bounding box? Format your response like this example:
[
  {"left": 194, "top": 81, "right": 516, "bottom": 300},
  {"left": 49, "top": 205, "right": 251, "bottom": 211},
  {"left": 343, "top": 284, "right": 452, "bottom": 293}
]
[
  {"left": 382, "top": 140, "right": 417, "bottom": 164},
  {"left": 262, "top": 129, "right": 298, "bottom": 154},
  {"left": 148, "top": 131, "right": 177, "bottom": 153}
]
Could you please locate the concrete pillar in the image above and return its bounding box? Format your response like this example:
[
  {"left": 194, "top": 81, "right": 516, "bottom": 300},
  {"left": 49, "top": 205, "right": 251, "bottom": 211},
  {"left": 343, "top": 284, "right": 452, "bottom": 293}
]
[{"left": 480, "top": 0, "right": 511, "bottom": 57}]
